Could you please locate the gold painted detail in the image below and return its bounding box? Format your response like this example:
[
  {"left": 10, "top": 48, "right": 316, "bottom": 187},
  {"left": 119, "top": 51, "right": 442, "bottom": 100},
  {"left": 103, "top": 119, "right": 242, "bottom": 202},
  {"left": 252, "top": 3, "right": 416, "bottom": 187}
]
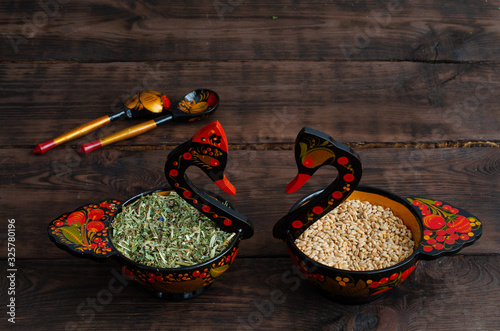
[
  {"left": 124, "top": 89, "right": 164, "bottom": 113},
  {"left": 178, "top": 91, "right": 213, "bottom": 114}
]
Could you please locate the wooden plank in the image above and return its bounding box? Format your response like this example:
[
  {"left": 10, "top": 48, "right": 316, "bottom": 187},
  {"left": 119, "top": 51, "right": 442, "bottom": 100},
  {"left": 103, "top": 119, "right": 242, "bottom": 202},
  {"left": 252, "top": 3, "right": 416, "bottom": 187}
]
[
  {"left": 1, "top": 255, "right": 499, "bottom": 329},
  {"left": 1, "top": 61, "right": 499, "bottom": 147},
  {"left": 1, "top": 0, "right": 499, "bottom": 62},
  {"left": 1, "top": 147, "right": 497, "bottom": 259}
]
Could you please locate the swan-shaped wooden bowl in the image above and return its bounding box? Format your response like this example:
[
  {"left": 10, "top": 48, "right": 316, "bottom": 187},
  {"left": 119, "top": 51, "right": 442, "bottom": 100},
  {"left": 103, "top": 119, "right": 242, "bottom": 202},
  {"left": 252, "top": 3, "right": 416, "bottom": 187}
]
[
  {"left": 48, "top": 121, "right": 254, "bottom": 299},
  {"left": 273, "top": 127, "right": 482, "bottom": 304}
]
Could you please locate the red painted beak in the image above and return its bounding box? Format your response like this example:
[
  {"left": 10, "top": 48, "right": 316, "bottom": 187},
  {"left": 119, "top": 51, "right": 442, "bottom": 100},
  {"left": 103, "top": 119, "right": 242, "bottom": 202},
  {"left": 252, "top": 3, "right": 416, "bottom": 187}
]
[
  {"left": 214, "top": 175, "right": 236, "bottom": 195},
  {"left": 285, "top": 173, "right": 312, "bottom": 194}
]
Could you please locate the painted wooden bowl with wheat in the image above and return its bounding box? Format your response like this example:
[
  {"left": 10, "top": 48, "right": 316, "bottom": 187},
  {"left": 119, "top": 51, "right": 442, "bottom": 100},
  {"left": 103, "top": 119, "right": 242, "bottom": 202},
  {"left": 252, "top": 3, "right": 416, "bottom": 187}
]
[
  {"left": 273, "top": 127, "right": 482, "bottom": 304},
  {"left": 48, "top": 121, "right": 254, "bottom": 299}
]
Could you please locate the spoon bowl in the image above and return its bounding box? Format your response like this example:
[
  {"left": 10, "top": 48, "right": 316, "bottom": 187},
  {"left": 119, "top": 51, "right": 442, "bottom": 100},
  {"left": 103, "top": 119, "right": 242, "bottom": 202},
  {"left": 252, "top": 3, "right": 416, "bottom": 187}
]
[{"left": 171, "top": 89, "right": 219, "bottom": 120}]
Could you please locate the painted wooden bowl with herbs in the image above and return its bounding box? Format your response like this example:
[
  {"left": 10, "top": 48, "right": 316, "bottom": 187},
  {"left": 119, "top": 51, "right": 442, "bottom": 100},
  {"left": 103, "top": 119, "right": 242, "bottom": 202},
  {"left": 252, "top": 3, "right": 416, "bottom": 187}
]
[
  {"left": 273, "top": 128, "right": 482, "bottom": 304},
  {"left": 48, "top": 121, "right": 254, "bottom": 299}
]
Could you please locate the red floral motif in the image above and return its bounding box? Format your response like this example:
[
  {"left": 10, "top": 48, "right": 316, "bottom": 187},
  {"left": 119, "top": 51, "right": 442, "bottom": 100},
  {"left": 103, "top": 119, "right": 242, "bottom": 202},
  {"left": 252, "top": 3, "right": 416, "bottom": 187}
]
[
  {"left": 67, "top": 211, "right": 86, "bottom": 226},
  {"left": 303, "top": 158, "right": 314, "bottom": 167},
  {"left": 312, "top": 206, "right": 323, "bottom": 214},
  {"left": 308, "top": 263, "right": 420, "bottom": 298},
  {"left": 332, "top": 191, "right": 343, "bottom": 199},
  {"left": 343, "top": 174, "right": 355, "bottom": 182},
  {"left": 161, "top": 95, "right": 171, "bottom": 110},
  {"left": 400, "top": 265, "right": 416, "bottom": 281},
  {"left": 310, "top": 274, "right": 324, "bottom": 282},
  {"left": 88, "top": 208, "right": 104, "bottom": 220},
  {"left": 87, "top": 220, "right": 105, "bottom": 232},
  {"left": 423, "top": 215, "right": 446, "bottom": 229},
  {"left": 410, "top": 198, "right": 480, "bottom": 253},
  {"left": 230, "top": 248, "right": 239, "bottom": 264},
  {"left": 100, "top": 202, "right": 114, "bottom": 209},
  {"left": 448, "top": 215, "right": 472, "bottom": 233},
  {"left": 460, "top": 234, "right": 470, "bottom": 240},
  {"left": 48, "top": 200, "right": 121, "bottom": 257},
  {"left": 337, "top": 156, "right": 349, "bottom": 165},
  {"left": 121, "top": 267, "right": 135, "bottom": 280}
]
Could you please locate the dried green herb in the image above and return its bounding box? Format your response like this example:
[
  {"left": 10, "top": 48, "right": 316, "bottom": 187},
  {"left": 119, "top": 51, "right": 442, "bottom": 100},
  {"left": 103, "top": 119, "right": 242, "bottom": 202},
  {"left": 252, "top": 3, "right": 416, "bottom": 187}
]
[{"left": 112, "top": 191, "right": 235, "bottom": 268}]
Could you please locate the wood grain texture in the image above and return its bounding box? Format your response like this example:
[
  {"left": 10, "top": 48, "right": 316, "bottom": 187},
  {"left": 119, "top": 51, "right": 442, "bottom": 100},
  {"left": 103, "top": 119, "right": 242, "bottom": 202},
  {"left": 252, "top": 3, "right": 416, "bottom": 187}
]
[
  {"left": 1, "top": 0, "right": 499, "bottom": 62},
  {"left": 1, "top": 61, "right": 499, "bottom": 146},
  {"left": 1, "top": 255, "right": 499, "bottom": 330},
  {"left": 1, "top": 0, "right": 499, "bottom": 329},
  {"left": 1, "top": 147, "right": 497, "bottom": 259}
]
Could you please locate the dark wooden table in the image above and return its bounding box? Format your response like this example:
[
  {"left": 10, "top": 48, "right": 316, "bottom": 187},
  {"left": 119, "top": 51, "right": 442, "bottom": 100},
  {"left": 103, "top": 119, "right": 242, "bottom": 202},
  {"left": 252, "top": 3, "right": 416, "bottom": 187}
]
[{"left": 1, "top": 1, "right": 499, "bottom": 329}]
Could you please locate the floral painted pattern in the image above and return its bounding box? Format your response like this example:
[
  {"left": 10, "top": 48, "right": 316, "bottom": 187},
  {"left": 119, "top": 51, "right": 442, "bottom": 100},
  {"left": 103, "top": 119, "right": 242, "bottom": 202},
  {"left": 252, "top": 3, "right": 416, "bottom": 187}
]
[
  {"left": 120, "top": 246, "right": 240, "bottom": 294},
  {"left": 48, "top": 200, "right": 121, "bottom": 257},
  {"left": 407, "top": 197, "right": 482, "bottom": 255},
  {"left": 178, "top": 90, "right": 217, "bottom": 114},
  {"left": 290, "top": 252, "right": 418, "bottom": 297}
]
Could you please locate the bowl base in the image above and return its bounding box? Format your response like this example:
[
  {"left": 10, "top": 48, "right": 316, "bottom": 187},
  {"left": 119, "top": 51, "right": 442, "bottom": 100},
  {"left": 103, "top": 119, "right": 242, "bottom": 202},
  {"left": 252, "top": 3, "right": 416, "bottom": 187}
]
[{"left": 156, "top": 285, "right": 211, "bottom": 300}]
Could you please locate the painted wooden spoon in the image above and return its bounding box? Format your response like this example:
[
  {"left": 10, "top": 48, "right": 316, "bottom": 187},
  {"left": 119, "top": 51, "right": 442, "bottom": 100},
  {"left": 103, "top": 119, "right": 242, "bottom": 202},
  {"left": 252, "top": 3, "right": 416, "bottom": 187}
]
[
  {"left": 78, "top": 89, "right": 219, "bottom": 155},
  {"left": 33, "top": 89, "right": 171, "bottom": 154}
]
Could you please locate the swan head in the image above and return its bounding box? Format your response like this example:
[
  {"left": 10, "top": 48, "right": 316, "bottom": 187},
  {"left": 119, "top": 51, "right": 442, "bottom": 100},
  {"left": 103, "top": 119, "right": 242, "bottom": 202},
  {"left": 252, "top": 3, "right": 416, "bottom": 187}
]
[
  {"left": 166, "top": 121, "right": 236, "bottom": 195},
  {"left": 286, "top": 127, "right": 339, "bottom": 194}
]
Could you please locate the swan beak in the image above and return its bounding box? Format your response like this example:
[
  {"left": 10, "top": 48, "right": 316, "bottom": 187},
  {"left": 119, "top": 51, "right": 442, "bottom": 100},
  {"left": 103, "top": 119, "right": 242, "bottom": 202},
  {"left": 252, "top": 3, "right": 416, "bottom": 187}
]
[
  {"left": 214, "top": 175, "right": 236, "bottom": 195},
  {"left": 285, "top": 173, "right": 311, "bottom": 194}
]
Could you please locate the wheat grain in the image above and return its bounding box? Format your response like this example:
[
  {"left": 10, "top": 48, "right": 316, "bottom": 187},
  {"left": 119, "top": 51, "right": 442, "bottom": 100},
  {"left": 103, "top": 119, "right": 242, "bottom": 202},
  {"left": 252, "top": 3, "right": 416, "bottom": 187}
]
[{"left": 294, "top": 199, "right": 415, "bottom": 271}]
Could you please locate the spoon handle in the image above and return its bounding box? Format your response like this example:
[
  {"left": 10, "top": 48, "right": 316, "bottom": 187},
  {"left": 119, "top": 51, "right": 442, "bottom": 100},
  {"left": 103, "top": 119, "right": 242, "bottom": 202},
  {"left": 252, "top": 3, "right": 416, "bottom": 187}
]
[
  {"left": 33, "top": 110, "right": 127, "bottom": 154},
  {"left": 33, "top": 115, "right": 111, "bottom": 154},
  {"left": 78, "top": 115, "right": 173, "bottom": 154}
]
